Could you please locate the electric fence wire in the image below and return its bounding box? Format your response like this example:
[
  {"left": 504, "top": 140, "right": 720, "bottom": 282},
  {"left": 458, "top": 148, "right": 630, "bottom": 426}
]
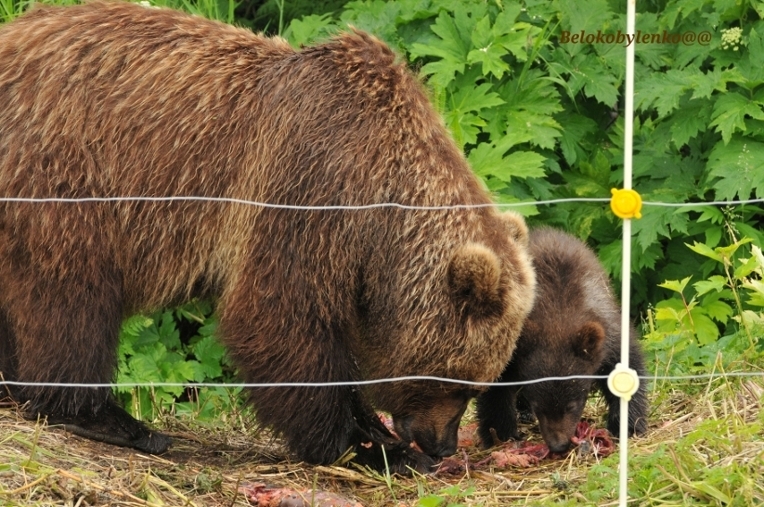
[
  {"left": 1, "top": 195, "right": 764, "bottom": 209},
  {"left": 0, "top": 193, "right": 762, "bottom": 392},
  {"left": 1, "top": 371, "right": 763, "bottom": 390}
]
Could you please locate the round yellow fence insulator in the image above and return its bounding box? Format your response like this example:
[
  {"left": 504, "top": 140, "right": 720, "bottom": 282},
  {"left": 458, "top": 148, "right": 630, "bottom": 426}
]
[{"left": 610, "top": 188, "right": 642, "bottom": 219}]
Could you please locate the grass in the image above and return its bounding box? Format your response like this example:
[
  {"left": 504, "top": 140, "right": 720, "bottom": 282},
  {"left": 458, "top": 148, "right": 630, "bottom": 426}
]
[{"left": 1, "top": 372, "right": 762, "bottom": 506}]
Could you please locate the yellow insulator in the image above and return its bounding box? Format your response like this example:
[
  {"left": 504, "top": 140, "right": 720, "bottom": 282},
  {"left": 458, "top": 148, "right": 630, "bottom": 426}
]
[{"left": 610, "top": 188, "right": 642, "bottom": 219}]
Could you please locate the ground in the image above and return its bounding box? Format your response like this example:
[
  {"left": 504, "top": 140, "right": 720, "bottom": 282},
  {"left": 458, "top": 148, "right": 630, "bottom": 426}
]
[{"left": 0, "top": 376, "right": 762, "bottom": 506}]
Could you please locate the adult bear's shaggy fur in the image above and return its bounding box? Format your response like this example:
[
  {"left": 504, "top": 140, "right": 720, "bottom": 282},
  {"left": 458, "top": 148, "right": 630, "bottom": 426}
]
[{"left": 0, "top": 1, "right": 535, "bottom": 472}]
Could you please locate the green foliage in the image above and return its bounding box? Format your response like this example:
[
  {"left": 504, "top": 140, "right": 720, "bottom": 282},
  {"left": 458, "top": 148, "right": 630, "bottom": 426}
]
[
  {"left": 417, "top": 484, "right": 477, "bottom": 507},
  {"left": 250, "top": 0, "right": 347, "bottom": 34},
  {"left": 116, "top": 301, "right": 240, "bottom": 421},
  {"left": 644, "top": 234, "right": 764, "bottom": 375},
  {"left": 126, "top": 0, "right": 240, "bottom": 24},
  {"left": 583, "top": 413, "right": 763, "bottom": 505},
  {"left": 0, "top": 0, "right": 239, "bottom": 26},
  {"left": 0, "top": 0, "right": 27, "bottom": 21},
  {"left": 0, "top": 0, "right": 82, "bottom": 22},
  {"left": 169, "top": 0, "right": 239, "bottom": 24}
]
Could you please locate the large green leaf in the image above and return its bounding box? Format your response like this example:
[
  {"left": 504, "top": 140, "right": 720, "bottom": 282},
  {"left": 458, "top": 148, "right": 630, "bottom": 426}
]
[
  {"left": 710, "top": 92, "right": 764, "bottom": 144},
  {"left": 409, "top": 12, "right": 470, "bottom": 88},
  {"left": 707, "top": 137, "right": 764, "bottom": 200}
]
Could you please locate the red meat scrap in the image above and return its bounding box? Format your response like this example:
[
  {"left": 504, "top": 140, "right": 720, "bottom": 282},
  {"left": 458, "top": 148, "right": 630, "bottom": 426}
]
[
  {"left": 457, "top": 422, "right": 478, "bottom": 448},
  {"left": 481, "top": 440, "right": 550, "bottom": 468},
  {"left": 571, "top": 420, "right": 615, "bottom": 457},
  {"left": 378, "top": 413, "right": 615, "bottom": 473},
  {"left": 238, "top": 483, "right": 362, "bottom": 507},
  {"left": 479, "top": 421, "right": 615, "bottom": 469}
]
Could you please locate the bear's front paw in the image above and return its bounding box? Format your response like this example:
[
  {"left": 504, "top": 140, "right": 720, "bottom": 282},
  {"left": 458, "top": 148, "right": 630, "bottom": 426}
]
[
  {"left": 39, "top": 400, "right": 171, "bottom": 454},
  {"left": 354, "top": 438, "right": 437, "bottom": 475}
]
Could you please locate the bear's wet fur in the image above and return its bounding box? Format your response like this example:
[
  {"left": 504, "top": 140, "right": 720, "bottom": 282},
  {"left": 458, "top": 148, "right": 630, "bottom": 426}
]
[
  {"left": 0, "top": 1, "right": 536, "bottom": 473},
  {"left": 476, "top": 228, "right": 648, "bottom": 453}
]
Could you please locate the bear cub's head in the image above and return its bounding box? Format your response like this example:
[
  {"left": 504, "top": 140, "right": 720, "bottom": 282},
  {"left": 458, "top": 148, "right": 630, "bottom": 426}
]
[{"left": 514, "top": 319, "right": 607, "bottom": 453}]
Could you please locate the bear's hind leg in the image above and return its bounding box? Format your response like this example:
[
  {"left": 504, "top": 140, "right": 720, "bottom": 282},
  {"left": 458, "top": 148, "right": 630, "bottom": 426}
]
[
  {"left": 598, "top": 333, "right": 649, "bottom": 437},
  {"left": 5, "top": 253, "right": 170, "bottom": 454}
]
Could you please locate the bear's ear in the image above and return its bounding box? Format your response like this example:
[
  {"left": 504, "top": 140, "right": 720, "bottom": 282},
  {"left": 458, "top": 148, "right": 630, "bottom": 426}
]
[
  {"left": 498, "top": 211, "right": 529, "bottom": 247},
  {"left": 448, "top": 243, "right": 505, "bottom": 320},
  {"left": 572, "top": 321, "right": 606, "bottom": 359}
]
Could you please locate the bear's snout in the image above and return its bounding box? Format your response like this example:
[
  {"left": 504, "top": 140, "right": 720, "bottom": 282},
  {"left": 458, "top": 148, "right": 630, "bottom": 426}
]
[
  {"left": 546, "top": 437, "right": 573, "bottom": 454},
  {"left": 392, "top": 391, "right": 470, "bottom": 458},
  {"left": 538, "top": 422, "right": 573, "bottom": 453},
  {"left": 394, "top": 414, "right": 458, "bottom": 457},
  {"left": 536, "top": 412, "right": 579, "bottom": 454}
]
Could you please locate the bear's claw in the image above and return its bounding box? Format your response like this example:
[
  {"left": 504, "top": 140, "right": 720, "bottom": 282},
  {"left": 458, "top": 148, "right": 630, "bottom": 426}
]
[
  {"left": 29, "top": 400, "right": 172, "bottom": 454},
  {"left": 350, "top": 419, "right": 438, "bottom": 475}
]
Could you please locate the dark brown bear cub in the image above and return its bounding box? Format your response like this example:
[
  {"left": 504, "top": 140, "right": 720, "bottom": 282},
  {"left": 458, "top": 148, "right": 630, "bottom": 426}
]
[
  {"left": 0, "top": 2, "right": 536, "bottom": 474},
  {"left": 477, "top": 228, "right": 648, "bottom": 453}
]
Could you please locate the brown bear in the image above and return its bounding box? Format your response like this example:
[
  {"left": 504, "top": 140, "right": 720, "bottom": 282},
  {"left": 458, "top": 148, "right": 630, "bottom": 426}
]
[
  {"left": 476, "top": 228, "right": 648, "bottom": 453},
  {"left": 0, "top": 2, "right": 536, "bottom": 473}
]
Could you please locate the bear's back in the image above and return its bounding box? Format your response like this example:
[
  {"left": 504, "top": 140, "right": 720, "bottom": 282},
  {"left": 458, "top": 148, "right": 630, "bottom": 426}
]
[
  {"left": 0, "top": 1, "right": 497, "bottom": 310},
  {"left": 0, "top": 1, "right": 480, "bottom": 206}
]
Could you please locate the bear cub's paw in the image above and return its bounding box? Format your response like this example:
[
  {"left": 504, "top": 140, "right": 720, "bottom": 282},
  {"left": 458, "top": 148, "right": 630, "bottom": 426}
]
[
  {"left": 606, "top": 406, "right": 649, "bottom": 438},
  {"left": 34, "top": 400, "right": 172, "bottom": 454}
]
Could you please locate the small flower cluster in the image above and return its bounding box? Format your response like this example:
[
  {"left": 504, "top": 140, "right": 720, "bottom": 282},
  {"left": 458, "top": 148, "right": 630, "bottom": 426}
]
[{"left": 721, "top": 27, "right": 743, "bottom": 50}]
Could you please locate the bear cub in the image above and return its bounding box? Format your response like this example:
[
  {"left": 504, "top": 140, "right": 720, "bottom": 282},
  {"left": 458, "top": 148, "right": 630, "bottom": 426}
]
[{"left": 477, "top": 227, "right": 648, "bottom": 453}]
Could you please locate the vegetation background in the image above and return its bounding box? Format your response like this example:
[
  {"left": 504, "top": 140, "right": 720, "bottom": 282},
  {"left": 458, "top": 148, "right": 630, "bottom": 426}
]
[{"left": 0, "top": 0, "right": 762, "bottom": 505}]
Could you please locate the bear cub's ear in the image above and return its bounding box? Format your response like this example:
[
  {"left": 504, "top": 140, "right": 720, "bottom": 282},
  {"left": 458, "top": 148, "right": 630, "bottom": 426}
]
[
  {"left": 571, "top": 321, "right": 606, "bottom": 359},
  {"left": 498, "top": 211, "right": 529, "bottom": 247},
  {"left": 448, "top": 243, "right": 506, "bottom": 320}
]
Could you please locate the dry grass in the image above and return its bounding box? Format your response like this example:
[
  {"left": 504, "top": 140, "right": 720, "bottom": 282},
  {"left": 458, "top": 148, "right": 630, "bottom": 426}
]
[{"left": 0, "top": 374, "right": 762, "bottom": 507}]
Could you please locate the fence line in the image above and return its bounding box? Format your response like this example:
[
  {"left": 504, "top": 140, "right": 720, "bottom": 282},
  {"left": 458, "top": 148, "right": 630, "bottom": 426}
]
[
  {"left": 1, "top": 194, "right": 762, "bottom": 390},
  {"left": 1, "top": 195, "right": 764, "bottom": 210},
  {"left": 2, "top": 186, "right": 763, "bottom": 507},
  {"left": 2, "top": 371, "right": 762, "bottom": 390}
]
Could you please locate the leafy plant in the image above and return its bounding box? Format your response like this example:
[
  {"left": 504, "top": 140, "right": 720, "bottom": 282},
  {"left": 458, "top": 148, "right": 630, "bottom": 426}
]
[
  {"left": 0, "top": 0, "right": 25, "bottom": 21},
  {"left": 644, "top": 233, "right": 764, "bottom": 375},
  {"left": 116, "top": 301, "right": 240, "bottom": 421},
  {"left": 251, "top": 0, "right": 347, "bottom": 34},
  {"left": 417, "top": 484, "right": 477, "bottom": 507},
  {"left": 141, "top": 0, "right": 239, "bottom": 23},
  {"left": 0, "top": 0, "right": 81, "bottom": 22},
  {"left": 582, "top": 403, "right": 764, "bottom": 505}
]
